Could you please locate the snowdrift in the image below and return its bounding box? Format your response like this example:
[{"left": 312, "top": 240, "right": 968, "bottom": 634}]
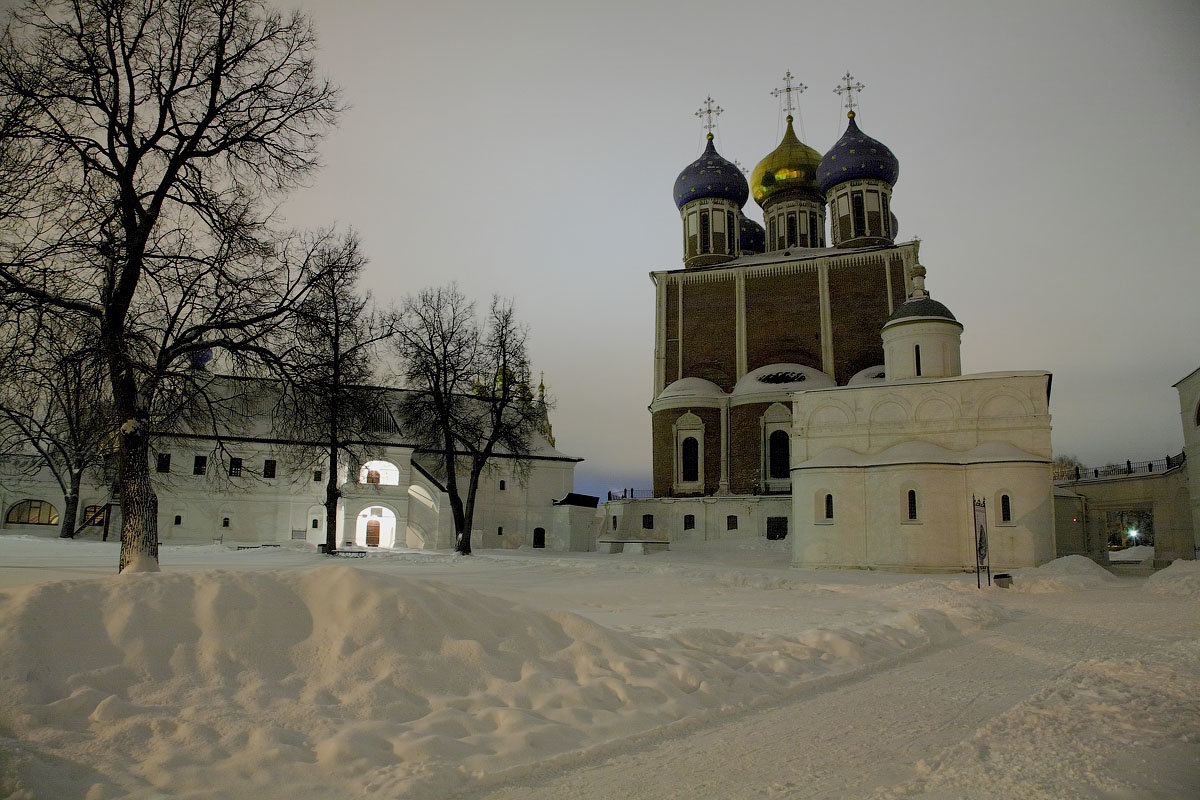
[
  {"left": 1007, "top": 555, "right": 1117, "bottom": 593},
  {"left": 0, "top": 565, "right": 999, "bottom": 799},
  {"left": 1147, "top": 559, "right": 1200, "bottom": 599}
]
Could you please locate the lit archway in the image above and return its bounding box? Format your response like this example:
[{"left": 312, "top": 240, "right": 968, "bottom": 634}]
[
  {"left": 358, "top": 460, "right": 400, "bottom": 486},
  {"left": 354, "top": 505, "right": 397, "bottom": 548}
]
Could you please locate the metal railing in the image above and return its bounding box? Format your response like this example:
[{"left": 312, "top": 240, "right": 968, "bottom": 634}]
[
  {"left": 1054, "top": 451, "right": 1186, "bottom": 482},
  {"left": 606, "top": 488, "right": 655, "bottom": 501}
]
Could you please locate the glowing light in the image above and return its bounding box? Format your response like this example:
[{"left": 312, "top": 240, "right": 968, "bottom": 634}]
[{"left": 1128, "top": 529, "right": 1138, "bottom": 539}]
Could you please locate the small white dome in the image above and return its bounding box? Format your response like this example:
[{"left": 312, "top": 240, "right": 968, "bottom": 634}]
[
  {"left": 732, "top": 364, "right": 835, "bottom": 399},
  {"left": 848, "top": 365, "right": 887, "bottom": 385},
  {"left": 658, "top": 377, "right": 726, "bottom": 402}
]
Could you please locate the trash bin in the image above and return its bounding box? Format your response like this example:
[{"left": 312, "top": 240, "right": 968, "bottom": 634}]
[
  {"left": 994, "top": 573, "right": 1012, "bottom": 588},
  {"left": 317, "top": 543, "right": 328, "bottom": 554}
]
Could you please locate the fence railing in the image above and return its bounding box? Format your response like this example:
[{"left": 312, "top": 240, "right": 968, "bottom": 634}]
[
  {"left": 606, "top": 488, "right": 655, "bottom": 501},
  {"left": 1054, "top": 451, "right": 1186, "bottom": 482}
]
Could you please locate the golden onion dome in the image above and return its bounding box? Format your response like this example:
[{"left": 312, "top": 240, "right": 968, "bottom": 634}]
[{"left": 750, "top": 115, "right": 822, "bottom": 208}]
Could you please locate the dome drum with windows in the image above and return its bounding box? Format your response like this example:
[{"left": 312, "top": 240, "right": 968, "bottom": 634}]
[{"left": 674, "top": 133, "right": 751, "bottom": 267}]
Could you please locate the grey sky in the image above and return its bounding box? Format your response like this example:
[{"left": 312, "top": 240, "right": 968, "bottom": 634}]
[{"left": 281, "top": 0, "right": 1200, "bottom": 495}]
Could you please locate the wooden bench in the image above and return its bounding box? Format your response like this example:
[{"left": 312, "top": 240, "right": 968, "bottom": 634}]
[
  {"left": 330, "top": 549, "right": 367, "bottom": 558},
  {"left": 597, "top": 539, "right": 670, "bottom": 555}
]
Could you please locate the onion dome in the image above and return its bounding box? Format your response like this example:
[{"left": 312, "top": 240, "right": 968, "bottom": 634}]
[
  {"left": 738, "top": 214, "right": 765, "bottom": 254},
  {"left": 817, "top": 112, "right": 899, "bottom": 194},
  {"left": 673, "top": 134, "right": 749, "bottom": 210},
  {"left": 750, "top": 115, "right": 822, "bottom": 208}
]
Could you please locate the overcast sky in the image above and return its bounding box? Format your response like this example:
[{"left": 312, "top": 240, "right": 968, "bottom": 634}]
[{"left": 280, "top": 0, "right": 1200, "bottom": 496}]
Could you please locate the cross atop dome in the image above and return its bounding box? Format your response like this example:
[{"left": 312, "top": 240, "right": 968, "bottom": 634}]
[
  {"left": 771, "top": 71, "right": 807, "bottom": 117},
  {"left": 833, "top": 72, "right": 865, "bottom": 117},
  {"left": 694, "top": 96, "right": 723, "bottom": 135}
]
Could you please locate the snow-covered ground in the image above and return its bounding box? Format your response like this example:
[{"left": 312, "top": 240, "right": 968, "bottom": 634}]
[{"left": 0, "top": 536, "right": 1196, "bottom": 799}]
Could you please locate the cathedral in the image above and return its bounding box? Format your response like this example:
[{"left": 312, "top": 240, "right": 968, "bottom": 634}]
[{"left": 608, "top": 74, "right": 1058, "bottom": 571}]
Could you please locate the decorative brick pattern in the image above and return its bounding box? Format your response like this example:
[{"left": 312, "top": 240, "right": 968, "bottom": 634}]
[
  {"left": 680, "top": 278, "right": 736, "bottom": 392},
  {"left": 652, "top": 407, "right": 722, "bottom": 496},
  {"left": 828, "top": 260, "right": 889, "bottom": 383},
  {"left": 745, "top": 271, "right": 822, "bottom": 373}
]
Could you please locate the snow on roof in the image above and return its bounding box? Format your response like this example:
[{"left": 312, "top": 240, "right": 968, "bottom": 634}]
[
  {"left": 732, "top": 363, "right": 835, "bottom": 398},
  {"left": 797, "top": 439, "right": 1047, "bottom": 469},
  {"left": 657, "top": 376, "right": 726, "bottom": 401}
]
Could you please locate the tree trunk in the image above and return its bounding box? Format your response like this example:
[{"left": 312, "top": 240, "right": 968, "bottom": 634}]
[
  {"left": 324, "top": 448, "right": 339, "bottom": 553},
  {"left": 58, "top": 469, "right": 83, "bottom": 539},
  {"left": 118, "top": 427, "right": 159, "bottom": 572}
]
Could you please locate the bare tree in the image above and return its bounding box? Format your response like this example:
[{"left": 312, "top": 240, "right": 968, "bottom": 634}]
[
  {"left": 394, "top": 285, "right": 543, "bottom": 555},
  {"left": 275, "top": 231, "right": 394, "bottom": 554},
  {"left": 0, "top": 0, "right": 341, "bottom": 570},
  {"left": 0, "top": 310, "right": 115, "bottom": 538}
]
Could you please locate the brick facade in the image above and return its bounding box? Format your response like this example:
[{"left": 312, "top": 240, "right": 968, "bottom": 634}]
[
  {"left": 745, "top": 271, "right": 822, "bottom": 373},
  {"left": 828, "top": 260, "right": 890, "bottom": 383},
  {"left": 651, "top": 407, "right": 722, "bottom": 497},
  {"left": 680, "top": 278, "right": 737, "bottom": 392}
]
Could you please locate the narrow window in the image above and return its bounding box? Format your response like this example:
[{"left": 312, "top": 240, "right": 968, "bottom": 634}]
[
  {"left": 193, "top": 455, "right": 207, "bottom": 476},
  {"left": 311, "top": 518, "right": 319, "bottom": 529},
  {"left": 907, "top": 490, "right": 918, "bottom": 521},
  {"left": 699, "top": 210, "right": 711, "bottom": 254},
  {"left": 156, "top": 453, "right": 171, "bottom": 473},
  {"left": 612, "top": 516, "right": 617, "bottom": 530},
  {"left": 313, "top": 470, "right": 323, "bottom": 482},
  {"left": 726, "top": 515, "right": 738, "bottom": 531},
  {"left": 1001, "top": 495, "right": 1012, "bottom": 523},
  {"left": 642, "top": 514, "right": 654, "bottom": 530},
  {"left": 499, "top": 480, "right": 506, "bottom": 491},
  {"left": 263, "top": 459, "right": 277, "bottom": 479},
  {"left": 726, "top": 210, "right": 737, "bottom": 253},
  {"left": 914, "top": 344, "right": 922, "bottom": 377},
  {"left": 808, "top": 212, "right": 819, "bottom": 247},
  {"left": 174, "top": 515, "right": 182, "bottom": 525},
  {"left": 681, "top": 436, "right": 699, "bottom": 482},
  {"left": 786, "top": 212, "right": 798, "bottom": 247},
  {"left": 222, "top": 517, "right": 230, "bottom": 528},
  {"left": 229, "top": 457, "right": 242, "bottom": 477},
  {"left": 684, "top": 514, "right": 695, "bottom": 530},
  {"left": 768, "top": 429, "right": 790, "bottom": 479},
  {"left": 768, "top": 217, "right": 778, "bottom": 250},
  {"left": 881, "top": 193, "right": 891, "bottom": 236},
  {"left": 851, "top": 191, "right": 866, "bottom": 238},
  {"left": 497, "top": 526, "right": 503, "bottom": 536},
  {"left": 824, "top": 494, "right": 834, "bottom": 520}
]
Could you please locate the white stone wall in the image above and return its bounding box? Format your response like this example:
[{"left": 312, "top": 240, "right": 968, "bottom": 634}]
[{"left": 1175, "top": 367, "right": 1200, "bottom": 547}]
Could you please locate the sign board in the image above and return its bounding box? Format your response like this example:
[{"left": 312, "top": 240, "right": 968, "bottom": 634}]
[{"left": 973, "top": 497, "right": 991, "bottom": 588}]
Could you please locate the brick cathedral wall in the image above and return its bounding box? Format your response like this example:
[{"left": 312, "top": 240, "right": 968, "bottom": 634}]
[
  {"left": 729, "top": 402, "right": 771, "bottom": 493},
  {"left": 828, "top": 259, "right": 890, "bottom": 383},
  {"left": 744, "top": 270, "right": 822, "bottom": 373},
  {"left": 664, "top": 281, "right": 679, "bottom": 384},
  {"left": 651, "top": 407, "right": 722, "bottom": 496},
  {"left": 680, "top": 278, "right": 736, "bottom": 392},
  {"left": 888, "top": 253, "right": 907, "bottom": 309}
]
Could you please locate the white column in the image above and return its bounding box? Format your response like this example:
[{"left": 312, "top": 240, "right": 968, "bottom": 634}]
[
  {"left": 718, "top": 398, "right": 730, "bottom": 494},
  {"left": 653, "top": 273, "right": 666, "bottom": 397},
  {"left": 677, "top": 278, "right": 684, "bottom": 383}
]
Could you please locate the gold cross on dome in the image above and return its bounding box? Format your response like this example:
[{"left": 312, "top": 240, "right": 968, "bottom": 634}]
[
  {"left": 695, "top": 96, "right": 723, "bottom": 133},
  {"left": 771, "top": 70, "right": 807, "bottom": 116},
  {"left": 834, "top": 72, "right": 865, "bottom": 115}
]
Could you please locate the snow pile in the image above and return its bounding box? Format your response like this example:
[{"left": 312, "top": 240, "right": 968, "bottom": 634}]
[
  {"left": 1147, "top": 559, "right": 1200, "bottom": 599},
  {"left": 0, "top": 565, "right": 998, "bottom": 800},
  {"left": 875, "top": 638, "right": 1200, "bottom": 799},
  {"left": 1108, "top": 544, "right": 1154, "bottom": 563},
  {"left": 1007, "top": 554, "right": 1116, "bottom": 593}
]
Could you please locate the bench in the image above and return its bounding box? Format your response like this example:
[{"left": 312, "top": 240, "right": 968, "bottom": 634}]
[
  {"left": 597, "top": 539, "right": 670, "bottom": 555},
  {"left": 235, "top": 544, "right": 282, "bottom": 550},
  {"left": 330, "top": 549, "right": 367, "bottom": 558}
]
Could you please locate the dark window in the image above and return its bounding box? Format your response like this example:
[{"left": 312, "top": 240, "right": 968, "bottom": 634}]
[
  {"left": 808, "top": 211, "right": 819, "bottom": 246},
  {"left": 881, "top": 193, "right": 890, "bottom": 236},
  {"left": 311, "top": 518, "right": 319, "bottom": 529},
  {"left": 684, "top": 514, "right": 695, "bottom": 530},
  {"left": 769, "top": 217, "right": 779, "bottom": 249},
  {"left": 914, "top": 344, "right": 922, "bottom": 377},
  {"left": 642, "top": 514, "right": 654, "bottom": 530},
  {"left": 768, "top": 429, "right": 789, "bottom": 479},
  {"left": 83, "top": 504, "right": 105, "bottom": 526},
  {"left": 264, "top": 459, "right": 277, "bottom": 479},
  {"left": 907, "top": 490, "right": 918, "bottom": 520},
  {"left": 824, "top": 493, "right": 834, "bottom": 520},
  {"left": 786, "top": 212, "right": 798, "bottom": 247},
  {"left": 681, "top": 436, "right": 699, "bottom": 482},
  {"left": 174, "top": 515, "right": 182, "bottom": 525},
  {"left": 313, "top": 470, "right": 322, "bottom": 482},
  {"left": 699, "top": 210, "right": 710, "bottom": 253},
  {"left": 156, "top": 453, "right": 171, "bottom": 473},
  {"left": 766, "top": 516, "right": 788, "bottom": 540},
  {"left": 612, "top": 516, "right": 617, "bottom": 530},
  {"left": 726, "top": 210, "right": 737, "bottom": 253},
  {"left": 726, "top": 515, "right": 738, "bottom": 531},
  {"left": 497, "top": 526, "right": 503, "bottom": 536},
  {"left": 1001, "top": 495, "right": 1012, "bottom": 523},
  {"left": 499, "top": 480, "right": 505, "bottom": 491},
  {"left": 229, "top": 457, "right": 242, "bottom": 477},
  {"left": 193, "top": 455, "right": 207, "bottom": 476},
  {"left": 851, "top": 191, "right": 866, "bottom": 238},
  {"left": 5, "top": 499, "right": 59, "bottom": 525},
  {"left": 533, "top": 527, "right": 546, "bottom": 548},
  {"left": 222, "top": 517, "right": 230, "bottom": 528}
]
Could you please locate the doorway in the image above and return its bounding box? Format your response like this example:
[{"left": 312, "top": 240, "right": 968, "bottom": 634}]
[{"left": 533, "top": 527, "right": 546, "bottom": 548}]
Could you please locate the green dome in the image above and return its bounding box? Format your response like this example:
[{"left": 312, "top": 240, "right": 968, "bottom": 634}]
[{"left": 750, "top": 115, "right": 822, "bottom": 209}]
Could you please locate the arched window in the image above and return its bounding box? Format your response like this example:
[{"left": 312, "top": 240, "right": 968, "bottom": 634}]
[
  {"left": 851, "top": 191, "right": 866, "bottom": 237},
  {"left": 768, "top": 429, "right": 790, "bottom": 479},
  {"left": 222, "top": 517, "right": 230, "bottom": 528},
  {"left": 5, "top": 499, "right": 59, "bottom": 525},
  {"left": 907, "top": 490, "right": 918, "bottom": 521},
  {"left": 1001, "top": 494, "right": 1012, "bottom": 523},
  {"left": 824, "top": 494, "right": 834, "bottom": 520},
  {"left": 699, "top": 210, "right": 711, "bottom": 254},
  {"left": 681, "top": 436, "right": 699, "bottom": 482}
]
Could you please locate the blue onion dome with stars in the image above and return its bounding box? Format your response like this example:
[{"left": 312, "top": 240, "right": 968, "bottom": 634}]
[
  {"left": 738, "top": 213, "right": 765, "bottom": 253},
  {"left": 673, "top": 133, "right": 749, "bottom": 210},
  {"left": 750, "top": 115, "right": 823, "bottom": 208},
  {"left": 817, "top": 111, "right": 899, "bottom": 194}
]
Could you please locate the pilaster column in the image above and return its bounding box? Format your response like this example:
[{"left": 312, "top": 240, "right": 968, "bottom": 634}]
[
  {"left": 654, "top": 274, "right": 666, "bottom": 396},
  {"left": 718, "top": 399, "right": 730, "bottom": 494},
  {"left": 735, "top": 270, "right": 747, "bottom": 379},
  {"left": 818, "top": 263, "right": 835, "bottom": 378}
]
